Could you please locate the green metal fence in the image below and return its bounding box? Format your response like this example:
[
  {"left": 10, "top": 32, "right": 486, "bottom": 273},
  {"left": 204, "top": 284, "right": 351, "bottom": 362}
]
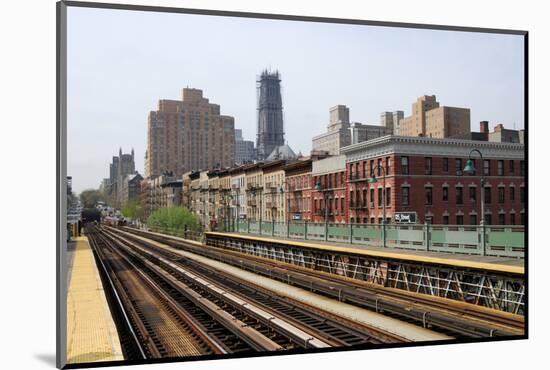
[
  {"left": 147, "top": 225, "right": 203, "bottom": 242},
  {"left": 233, "top": 219, "right": 525, "bottom": 258}
]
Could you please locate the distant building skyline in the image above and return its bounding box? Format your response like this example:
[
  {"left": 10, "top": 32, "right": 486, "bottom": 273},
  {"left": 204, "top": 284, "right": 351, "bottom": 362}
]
[{"left": 67, "top": 7, "right": 524, "bottom": 193}]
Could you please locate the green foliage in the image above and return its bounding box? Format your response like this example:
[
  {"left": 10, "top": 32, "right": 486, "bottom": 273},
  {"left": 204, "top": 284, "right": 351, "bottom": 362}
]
[
  {"left": 121, "top": 199, "right": 144, "bottom": 220},
  {"left": 79, "top": 189, "right": 105, "bottom": 208},
  {"left": 147, "top": 207, "right": 201, "bottom": 232}
]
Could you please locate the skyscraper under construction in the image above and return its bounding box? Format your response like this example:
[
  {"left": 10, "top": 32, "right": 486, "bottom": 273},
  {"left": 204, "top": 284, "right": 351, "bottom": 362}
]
[{"left": 256, "top": 69, "right": 285, "bottom": 160}]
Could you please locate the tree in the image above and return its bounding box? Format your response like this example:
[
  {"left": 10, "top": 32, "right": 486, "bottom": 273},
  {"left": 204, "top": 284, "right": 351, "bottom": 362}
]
[
  {"left": 147, "top": 207, "right": 201, "bottom": 233},
  {"left": 121, "top": 199, "right": 144, "bottom": 220},
  {"left": 79, "top": 189, "right": 105, "bottom": 208}
]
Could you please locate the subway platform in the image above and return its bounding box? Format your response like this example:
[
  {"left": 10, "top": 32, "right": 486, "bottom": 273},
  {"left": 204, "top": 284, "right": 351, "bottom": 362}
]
[
  {"left": 220, "top": 232, "right": 524, "bottom": 270},
  {"left": 66, "top": 236, "right": 123, "bottom": 364}
]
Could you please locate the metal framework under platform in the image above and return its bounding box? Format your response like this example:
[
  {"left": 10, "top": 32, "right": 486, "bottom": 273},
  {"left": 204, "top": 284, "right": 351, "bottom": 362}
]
[{"left": 205, "top": 233, "right": 525, "bottom": 315}]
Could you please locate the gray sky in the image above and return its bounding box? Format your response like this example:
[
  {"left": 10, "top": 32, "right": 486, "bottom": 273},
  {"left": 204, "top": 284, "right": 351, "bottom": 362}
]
[{"left": 67, "top": 7, "right": 524, "bottom": 193}]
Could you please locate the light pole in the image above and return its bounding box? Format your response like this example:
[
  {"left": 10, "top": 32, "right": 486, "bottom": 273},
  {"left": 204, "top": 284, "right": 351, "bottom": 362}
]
[
  {"left": 464, "top": 148, "right": 486, "bottom": 256},
  {"left": 314, "top": 181, "right": 329, "bottom": 240},
  {"left": 369, "top": 164, "right": 387, "bottom": 248}
]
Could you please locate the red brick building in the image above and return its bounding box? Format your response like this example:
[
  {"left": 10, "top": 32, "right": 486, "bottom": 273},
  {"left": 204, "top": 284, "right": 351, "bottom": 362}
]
[
  {"left": 341, "top": 136, "right": 525, "bottom": 225},
  {"left": 311, "top": 155, "right": 348, "bottom": 223},
  {"left": 284, "top": 160, "right": 313, "bottom": 221}
]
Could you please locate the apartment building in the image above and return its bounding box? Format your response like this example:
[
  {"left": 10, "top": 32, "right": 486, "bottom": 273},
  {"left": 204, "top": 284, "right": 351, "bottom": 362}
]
[
  {"left": 341, "top": 136, "right": 525, "bottom": 225},
  {"left": 145, "top": 88, "right": 235, "bottom": 178}
]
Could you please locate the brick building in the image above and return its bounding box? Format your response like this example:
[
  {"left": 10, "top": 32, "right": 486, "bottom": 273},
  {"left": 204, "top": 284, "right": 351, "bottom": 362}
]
[
  {"left": 341, "top": 136, "right": 525, "bottom": 225},
  {"left": 311, "top": 155, "right": 348, "bottom": 224},
  {"left": 145, "top": 88, "right": 235, "bottom": 178},
  {"left": 245, "top": 163, "right": 265, "bottom": 222},
  {"left": 399, "top": 95, "right": 470, "bottom": 139},
  {"left": 284, "top": 159, "right": 314, "bottom": 221},
  {"left": 262, "top": 160, "right": 287, "bottom": 222}
]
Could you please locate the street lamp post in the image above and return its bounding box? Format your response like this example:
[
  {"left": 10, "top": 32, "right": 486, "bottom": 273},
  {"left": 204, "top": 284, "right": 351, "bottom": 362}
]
[
  {"left": 464, "top": 149, "right": 486, "bottom": 256},
  {"left": 314, "top": 181, "right": 329, "bottom": 240},
  {"left": 369, "top": 164, "right": 387, "bottom": 248}
]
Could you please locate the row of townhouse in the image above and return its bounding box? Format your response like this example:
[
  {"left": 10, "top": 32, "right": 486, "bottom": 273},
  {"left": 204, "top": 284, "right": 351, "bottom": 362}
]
[{"left": 171, "top": 135, "right": 525, "bottom": 229}]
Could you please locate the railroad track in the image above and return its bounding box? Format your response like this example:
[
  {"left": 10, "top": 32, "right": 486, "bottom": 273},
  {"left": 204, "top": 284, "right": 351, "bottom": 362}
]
[
  {"left": 88, "top": 227, "right": 286, "bottom": 359},
  {"left": 116, "top": 226, "right": 524, "bottom": 338},
  {"left": 101, "top": 227, "right": 407, "bottom": 346},
  {"left": 90, "top": 225, "right": 406, "bottom": 360}
]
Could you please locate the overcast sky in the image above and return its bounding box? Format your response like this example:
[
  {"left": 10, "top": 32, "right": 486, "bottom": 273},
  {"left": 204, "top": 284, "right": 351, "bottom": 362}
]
[{"left": 67, "top": 7, "right": 524, "bottom": 193}]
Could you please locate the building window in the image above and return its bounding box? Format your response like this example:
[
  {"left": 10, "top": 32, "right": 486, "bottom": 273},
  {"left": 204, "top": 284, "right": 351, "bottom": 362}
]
[
  {"left": 510, "top": 213, "right": 516, "bottom": 225},
  {"left": 484, "top": 187, "right": 491, "bottom": 204},
  {"left": 498, "top": 160, "right": 504, "bottom": 176},
  {"left": 442, "top": 187, "right": 448, "bottom": 201},
  {"left": 469, "top": 187, "right": 477, "bottom": 202},
  {"left": 456, "top": 187, "right": 463, "bottom": 204},
  {"left": 370, "top": 217, "right": 375, "bottom": 224},
  {"left": 456, "top": 215, "right": 464, "bottom": 225},
  {"left": 443, "top": 215, "right": 449, "bottom": 225},
  {"left": 485, "top": 214, "right": 492, "bottom": 225},
  {"left": 520, "top": 160, "right": 525, "bottom": 176},
  {"left": 362, "top": 189, "right": 367, "bottom": 207},
  {"left": 401, "top": 187, "right": 409, "bottom": 206},
  {"left": 366, "top": 188, "right": 372, "bottom": 208},
  {"left": 484, "top": 160, "right": 490, "bottom": 176},
  {"left": 386, "top": 157, "right": 391, "bottom": 175},
  {"left": 442, "top": 157, "right": 449, "bottom": 173},
  {"left": 356, "top": 162, "right": 360, "bottom": 179},
  {"left": 509, "top": 186, "right": 515, "bottom": 201},
  {"left": 470, "top": 214, "right": 477, "bottom": 225},
  {"left": 498, "top": 187, "right": 505, "bottom": 203},
  {"left": 401, "top": 156, "right": 409, "bottom": 175},
  {"left": 348, "top": 165, "right": 353, "bottom": 180},
  {"left": 455, "top": 158, "right": 463, "bottom": 176},
  {"left": 509, "top": 160, "right": 515, "bottom": 175},
  {"left": 425, "top": 157, "right": 432, "bottom": 175},
  {"left": 386, "top": 187, "right": 391, "bottom": 207},
  {"left": 370, "top": 159, "right": 374, "bottom": 176},
  {"left": 349, "top": 191, "right": 354, "bottom": 207},
  {"left": 362, "top": 161, "right": 367, "bottom": 179},
  {"left": 378, "top": 188, "right": 383, "bottom": 208},
  {"left": 341, "top": 198, "right": 344, "bottom": 212},
  {"left": 499, "top": 213, "right": 506, "bottom": 225},
  {"left": 425, "top": 187, "right": 433, "bottom": 205},
  {"left": 377, "top": 158, "right": 382, "bottom": 176}
]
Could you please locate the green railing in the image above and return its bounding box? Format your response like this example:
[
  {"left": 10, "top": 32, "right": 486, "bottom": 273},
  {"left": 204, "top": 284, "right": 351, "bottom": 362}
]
[
  {"left": 147, "top": 225, "right": 203, "bottom": 242},
  {"left": 233, "top": 219, "right": 525, "bottom": 258}
]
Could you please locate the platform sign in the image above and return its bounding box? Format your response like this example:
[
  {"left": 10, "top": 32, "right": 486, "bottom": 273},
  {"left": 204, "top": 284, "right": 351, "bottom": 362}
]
[{"left": 394, "top": 212, "right": 417, "bottom": 224}]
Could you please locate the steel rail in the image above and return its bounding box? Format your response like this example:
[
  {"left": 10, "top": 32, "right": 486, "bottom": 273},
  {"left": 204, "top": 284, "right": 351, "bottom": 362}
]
[
  {"left": 116, "top": 227, "right": 524, "bottom": 338},
  {"left": 107, "top": 229, "right": 395, "bottom": 345},
  {"left": 87, "top": 230, "right": 148, "bottom": 360},
  {"left": 93, "top": 227, "right": 282, "bottom": 354},
  {"left": 105, "top": 228, "right": 417, "bottom": 343},
  {"left": 101, "top": 228, "right": 334, "bottom": 349}
]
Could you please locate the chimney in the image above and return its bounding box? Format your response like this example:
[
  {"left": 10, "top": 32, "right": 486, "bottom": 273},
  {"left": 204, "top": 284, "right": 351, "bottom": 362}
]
[
  {"left": 480, "top": 121, "right": 489, "bottom": 133},
  {"left": 495, "top": 124, "right": 504, "bottom": 132}
]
